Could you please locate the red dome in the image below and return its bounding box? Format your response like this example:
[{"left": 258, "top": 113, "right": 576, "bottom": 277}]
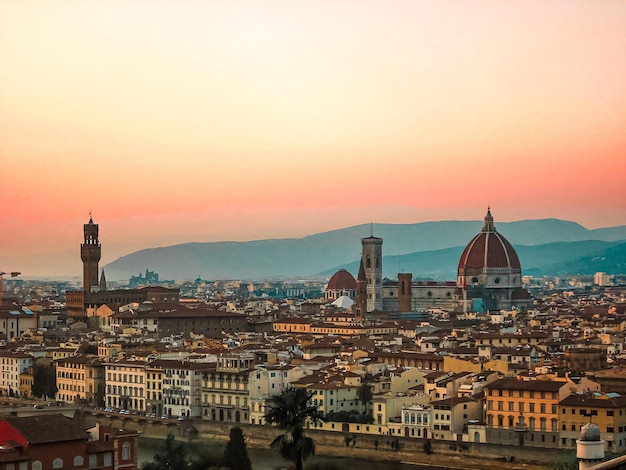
[
  {"left": 327, "top": 269, "right": 357, "bottom": 290},
  {"left": 458, "top": 209, "right": 521, "bottom": 273}
]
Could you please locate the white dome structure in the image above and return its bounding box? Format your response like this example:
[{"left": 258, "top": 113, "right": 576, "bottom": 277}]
[{"left": 577, "top": 423, "right": 604, "bottom": 470}]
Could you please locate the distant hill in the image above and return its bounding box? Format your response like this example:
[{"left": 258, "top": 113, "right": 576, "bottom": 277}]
[
  {"left": 104, "top": 219, "right": 626, "bottom": 280},
  {"left": 318, "top": 240, "right": 626, "bottom": 280}
]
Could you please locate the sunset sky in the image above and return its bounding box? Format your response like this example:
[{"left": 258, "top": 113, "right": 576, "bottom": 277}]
[{"left": 1, "top": 0, "right": 625, "bottom": 278}]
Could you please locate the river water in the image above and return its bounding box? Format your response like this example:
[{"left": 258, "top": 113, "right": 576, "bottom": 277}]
[{"left": 138, "top": 436, "right": 430, "bottom": 470}]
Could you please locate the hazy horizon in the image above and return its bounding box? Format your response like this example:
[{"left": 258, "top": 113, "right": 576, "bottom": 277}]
[{"left": 3, "top": 215, "right": 625, "bottom": 279}]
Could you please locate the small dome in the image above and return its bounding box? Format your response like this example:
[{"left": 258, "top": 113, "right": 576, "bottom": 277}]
[
  {"left": 457, "top": 209, "right": 521, "bottom": 274},
  {"left": 327, "top": 269, "right": 356, "bottom": 291},
  {"left": 580, "top": 423, "right": 601, "bottom": 441}
]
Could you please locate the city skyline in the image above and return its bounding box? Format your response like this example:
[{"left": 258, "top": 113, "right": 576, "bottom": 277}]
[{"left": 1, "top": 0, "right": 625, "bottom": 277}]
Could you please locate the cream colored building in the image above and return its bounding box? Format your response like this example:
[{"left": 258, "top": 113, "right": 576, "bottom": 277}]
[
  {"left": 105, "top": 358, "right": 148, "bottom": 412},
  {"left": 0, "top": 351, "right": 32, "bottom": 397},
  {"left": 201, "top": 353, "right": 254, "bottom": 424}
]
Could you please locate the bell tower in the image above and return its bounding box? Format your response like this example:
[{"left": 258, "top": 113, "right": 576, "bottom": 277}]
[
  {"left": 81, "top": 214, "right": 101, "bottom": 293},
  {"left": 361, "top": 231, "right": 383, "bottom": 312}
]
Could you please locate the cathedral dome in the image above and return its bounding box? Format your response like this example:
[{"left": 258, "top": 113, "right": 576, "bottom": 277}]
[
  {"left": 327, "top": 269, "right": 356, "bottom": 291},
  {"left": 458, "top": 209, "right": 521, "bottom": 276}
]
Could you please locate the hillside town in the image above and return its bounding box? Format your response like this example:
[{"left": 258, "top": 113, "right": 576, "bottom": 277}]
[{"left": 1, "top": 212, "right": 626, "bottom": 469}]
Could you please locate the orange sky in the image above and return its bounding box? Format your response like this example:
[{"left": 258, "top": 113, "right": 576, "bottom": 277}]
[{"left": 1, "top": 0, "right": 625, "bottom": 277}]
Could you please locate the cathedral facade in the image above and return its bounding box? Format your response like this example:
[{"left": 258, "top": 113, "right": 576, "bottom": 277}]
[{"left": 352, "top": 209, "right": 532, "bottom": 314}]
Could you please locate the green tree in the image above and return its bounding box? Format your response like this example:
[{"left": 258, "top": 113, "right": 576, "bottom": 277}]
[
  {"left": 140, "top": 433, "right": 189, "bottom": 470},
  {"left": 264, "top": 386, "right": 323, "bottom": 470},
  {"left": 32, "top": 364, "right": 57, "bottom": 399},
  {"left": 423, "top": 440, "right": 433, "bottom": 455},
  {"left": 219, "top": 427, "right": 252, "bottom": 470},
  {"left": 356, "top": 382, "right": 373, "bottom": 417}
]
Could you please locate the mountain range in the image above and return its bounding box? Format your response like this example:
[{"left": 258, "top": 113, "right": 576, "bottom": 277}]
[{"left": 103, "top": 218, "right": 626, "bottom": 281}]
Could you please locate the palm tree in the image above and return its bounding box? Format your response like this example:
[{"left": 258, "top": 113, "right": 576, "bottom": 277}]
[{"left": 263, "top": 386, "right": 323, "bottom": 470}]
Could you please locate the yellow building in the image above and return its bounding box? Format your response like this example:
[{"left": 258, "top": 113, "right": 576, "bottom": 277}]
[
  {"left": 272, "top": 318, "right": 311, "bottom": 334},
  {"left": 485, "top": 377, "right": 571, "bottom": 448},
  {"left": 19, "top": 370, "right": 33, "bottom": 398},
  {"left": 56, "top": 354, "right": 106, "bottom": 405},
  {"left": 559, "top": 392, "right": 626, "bottom": 454}
]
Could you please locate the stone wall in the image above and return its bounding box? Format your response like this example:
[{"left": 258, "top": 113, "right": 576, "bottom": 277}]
[{"left": 90, "top": 413, "right": 572, "bottom": 468}]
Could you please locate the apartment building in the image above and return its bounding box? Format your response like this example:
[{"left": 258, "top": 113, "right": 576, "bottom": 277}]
[
  {"left": 249, "top": 364, "right": 308, "bottom": 425},
  {"left": 104, "top": 358, "right": 148, "bottom": 412},
  {"left": 559, "top": 392, "right": 626, "bottom": 453},
  {"left": 0, "top": 351, "right": 33, "bottom": 397},
  {"left": 55, "top": 354, "right": 105, "bottom": 405},
  {"left": 145, "top": 362, "right": 164, "bottom": 417},
  {"left": 428, "top": 396, "right": 482, "bottom": 441},
  {"left": 201, "top": 353, "right": 254, "bottom": 423},
  {"left": 485, "top": 377, "right": 571, "bottom": 447},
  {"left": 154, "top": 359, "right": 207, "bottom": 418}
]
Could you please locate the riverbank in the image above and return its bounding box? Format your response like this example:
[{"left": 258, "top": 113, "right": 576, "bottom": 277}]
[
  {"left": 138, "top": 435, "right": 483, "bottom": 470},
  {"left": 85, "top": 412, "right": 571, "bottom": 469},
  {"left": 132, "top": 418, "right": 566, "bottom": 470}
]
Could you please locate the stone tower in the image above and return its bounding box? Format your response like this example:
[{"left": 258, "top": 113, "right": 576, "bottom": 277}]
[
  {"left": 81, "top": 214, "right": 101, "bottom": 293},
  {"left": 398, "top": 272, "right": 413, "bottom": 312},
  {"left": 576, "top": 423, "right": 604, "bottom": 470},
  {"left": 361, "top": 233, "right": 383, "bottom": 312}
]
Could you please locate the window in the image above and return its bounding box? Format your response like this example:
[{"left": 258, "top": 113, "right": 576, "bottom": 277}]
[
  {"left": 73, "top": 456, "right": 83, "bottom": 467},
  {"left": 32, "top": 462, "right": 42, "bottom": 470},
  {"left": 104, "top": 454, "right": 112, "bottom": 467},
  {"left": 122, "top": 442, "right": 131, "bottom": 460},
  {"left": 53, "top": 459, "right": 63, "bottom": 469},
  {"left": 89, "top": 455, "right": 97, "bottom": 468}
]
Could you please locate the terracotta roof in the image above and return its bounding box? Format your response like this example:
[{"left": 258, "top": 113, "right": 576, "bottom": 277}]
[
  {"left": 458, "top": 210, "right": 521, "bottom": 272},
  {"left": 1, "top": 414, "right": 88, "bottom": 445},
  {"left": 327, "top": 270, "right": 356, "bottom": 291},
  {"left": 486, "top": 377, "right": 567, "bottom": 392},
  {"left": 560, "top": 393, "right": 626, "bottom": 408}
]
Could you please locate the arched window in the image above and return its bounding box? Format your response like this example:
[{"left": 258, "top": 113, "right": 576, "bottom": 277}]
[
  {"left": 53, "top": 458, "right": 63, "bottom": 469},
  {"left": 73, "top": 456, "right": 83, "bottom": 467},
  {"left": 32, "top": 461, "right": 43, "bottom": 470}
]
